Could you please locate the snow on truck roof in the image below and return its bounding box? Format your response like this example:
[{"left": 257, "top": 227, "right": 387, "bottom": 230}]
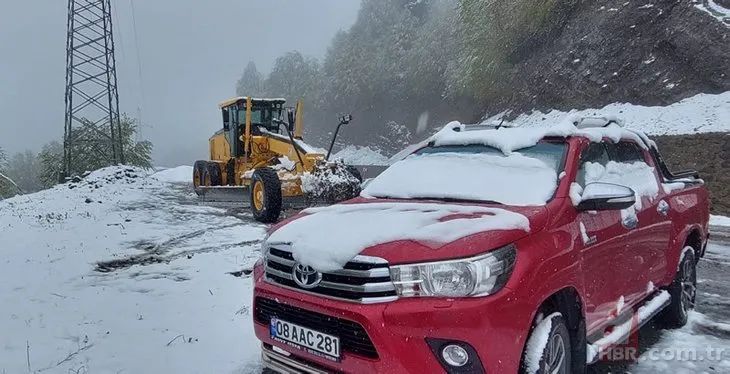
[{"left": 429, "top": 115, "right": 655, "bottom": 154}]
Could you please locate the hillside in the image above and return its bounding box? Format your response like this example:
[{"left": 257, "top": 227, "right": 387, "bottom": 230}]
[{"left": 483, "top": 0, "right": 730, "bottom": 118}]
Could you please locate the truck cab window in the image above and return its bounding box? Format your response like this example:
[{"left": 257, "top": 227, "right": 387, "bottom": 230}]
[
  {"left": 577, "top": 143, "right": 609, "bottom": 186},
  {"left": 607, "top": 141, "right": 646, "bottom": 164}
]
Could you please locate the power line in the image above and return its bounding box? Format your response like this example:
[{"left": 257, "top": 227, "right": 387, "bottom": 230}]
[
  {"left": 112, "top": 0, "right": 134, "bottom": 110},
  {"left": 130, "top": 0, "right": 147, "bottom": 128}
]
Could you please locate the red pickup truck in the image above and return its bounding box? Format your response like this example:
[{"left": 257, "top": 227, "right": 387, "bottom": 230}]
[{"left": 252, "top": 117, "right": 710, "bottom": 374}]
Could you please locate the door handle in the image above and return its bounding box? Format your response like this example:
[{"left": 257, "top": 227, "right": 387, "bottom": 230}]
[{"left": 657, "top": 200, "right": 669, "bottom": 216}]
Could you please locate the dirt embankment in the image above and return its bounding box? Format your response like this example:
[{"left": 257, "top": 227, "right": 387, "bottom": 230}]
[
  {"left": 492, "top": 0, "right": 730, "bottom": 117},
  {"left": 653, "top": 133, "right": 730, "bottom": 215}
]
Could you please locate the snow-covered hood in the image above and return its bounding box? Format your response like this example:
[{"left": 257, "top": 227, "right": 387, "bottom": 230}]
[{"left": 266, "top": 198, "right": 548, "bottom": 271}]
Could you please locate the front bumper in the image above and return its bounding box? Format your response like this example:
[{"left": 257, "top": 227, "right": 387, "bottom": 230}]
[
  {"left": 262, "top": 344, "right": 333, "bottom": 374},
  {"left": 253, "top": 270, "right": 531, "bottom": 373}
]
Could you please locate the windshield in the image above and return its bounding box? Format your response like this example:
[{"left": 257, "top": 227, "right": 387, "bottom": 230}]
[
  {"left": 238, "top": 107, "right": 283, "bottom": 132},
  {"left": 361, "top": 142, "right": 567, "bottom": 206}
]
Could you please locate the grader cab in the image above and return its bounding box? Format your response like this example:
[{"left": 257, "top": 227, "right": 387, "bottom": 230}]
[{"left": 193, "top": 96, "right": 362, "bottom": 223}]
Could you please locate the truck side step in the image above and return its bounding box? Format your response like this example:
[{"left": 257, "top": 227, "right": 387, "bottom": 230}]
[{"left": 586, "top": 290, "right": 671, "bottom": 364}]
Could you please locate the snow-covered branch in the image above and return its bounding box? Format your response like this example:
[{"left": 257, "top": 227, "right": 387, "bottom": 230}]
[{"left": 0, "top": 171, "right": 24, "bottom": 195}]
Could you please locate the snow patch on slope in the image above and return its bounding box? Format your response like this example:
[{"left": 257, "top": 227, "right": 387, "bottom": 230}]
[
  {"left": 267, "top": 202, "right": 530, "bottom": 272},
  {"left": 481, "top": 91, "right": 730, "bottom": 135},
  {"left": 153, "top": 165, "right": 193, "bottom": 183},
  {"left": 695, "top": 0, "right": 730, "bottom": 26},
  {"left": 711, "top": 215, "right": 730, "bottom": 227},
  {"left": 332, "top": 145, "right": 390, "bottom": 166}
]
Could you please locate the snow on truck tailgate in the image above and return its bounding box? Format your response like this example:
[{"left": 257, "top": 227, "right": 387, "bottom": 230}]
[{"left": 0, "top": 167, "right": 267, "bottom": 374}]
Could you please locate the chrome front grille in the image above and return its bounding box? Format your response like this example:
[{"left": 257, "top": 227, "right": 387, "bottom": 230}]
[{"left": 264, "top": 247, "right": 398, "bottom": 304}]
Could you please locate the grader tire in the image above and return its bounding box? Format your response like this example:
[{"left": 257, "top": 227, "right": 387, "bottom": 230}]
[
  {"left": 193, "top": 161, "right": 208, "bottom": 194},
  {"left": 250, "top": 167, "right": 283, "bottom": 223},
  {"left": 204, "top": 162, "right": 222, "bottom": 186}
]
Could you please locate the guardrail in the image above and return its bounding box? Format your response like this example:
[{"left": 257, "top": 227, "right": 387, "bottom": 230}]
[{"left": 352, "top": 165, "right": 389, "bottom": 180}]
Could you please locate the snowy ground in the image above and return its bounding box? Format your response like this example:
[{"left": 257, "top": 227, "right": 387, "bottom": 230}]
[
  {"left": 0, "top": 167, "right": 267, "bottom": 374},
  {"left": 1, "top": 166, "right": 730, "bottom": 373},
  {"left": 695, "top": 0, "right": 730, "bottom": 26}
]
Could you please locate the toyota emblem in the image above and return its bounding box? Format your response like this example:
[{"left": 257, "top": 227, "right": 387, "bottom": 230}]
[{"left": 292, "top": 263, "right": 322, "bottom": 289}]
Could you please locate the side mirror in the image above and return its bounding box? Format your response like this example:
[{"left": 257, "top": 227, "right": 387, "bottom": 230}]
[
  {"left": 577, "top": 182, "right": 636, "bottom": 211},
  {"left": 339, "top": 114, "right": 352, "bottom": 125},
  {"left": 361, "top": 178, "right": 374, "bottom": 189},
  {"left": 287, "top": 109, "right": 296, "bottom": 133}
]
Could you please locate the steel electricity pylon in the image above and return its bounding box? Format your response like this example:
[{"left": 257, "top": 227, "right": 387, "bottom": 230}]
[{"left": 63, "top": 0, "right": 124, "bottom": 179}]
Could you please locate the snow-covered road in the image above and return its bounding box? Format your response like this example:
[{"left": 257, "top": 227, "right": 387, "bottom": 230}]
[
  {"left": 1, "top": 166, "right": 729, "bottom": 373},
  {"left": 0, "top": 167, "right": 267, "bottom": 374}
]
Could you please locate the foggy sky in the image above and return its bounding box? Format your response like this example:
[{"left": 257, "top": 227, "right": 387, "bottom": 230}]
[{"left": 0, "top": 0, "right": 360, "bottom": 167}]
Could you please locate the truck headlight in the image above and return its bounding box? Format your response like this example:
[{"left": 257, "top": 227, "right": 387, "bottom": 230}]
[
  {"left": 390, "top": 245, "right": 516, "bottom": 298},
  {"left": 257, "top": 235, "right": 271, "bottom": 267}
]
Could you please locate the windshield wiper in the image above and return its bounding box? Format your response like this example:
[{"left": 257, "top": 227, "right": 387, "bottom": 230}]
[
  {"left": 408, "top": 196, "right": 504, "bottom": 205},
  {"left": 369, "top": 195, "right": 503, "bottom": 205}
]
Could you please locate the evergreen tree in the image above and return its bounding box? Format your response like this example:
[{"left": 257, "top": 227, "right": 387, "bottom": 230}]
[
  {"left": 37, "top": 115, "right": 153, "bottom": 188},
  {"left": 3, "top": 150, "right": 43, "bottom": 193},
  {"left": 265, "top": 51, "right": 324, "bottom": 107},
  {"left": 454, "top": 0, "right": 578, "bottom": 100},
  {"left": 0, "top": 146, "right": 17, "bottom": 198},
  {"left": 38, "top": 141, "right": 63, "bottom": 189},
  {"left": 236, "top": 62, "right": 264, "bottom": 97}
]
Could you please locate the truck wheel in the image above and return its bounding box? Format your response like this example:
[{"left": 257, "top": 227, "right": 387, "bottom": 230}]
[
  {"left": 193, "top": 161, "right": 208, "bottom": 193},
  {"left": 658, "top": 247, "right": 697, "bottom": 328},
  {"left": 250, "top": 167, "right": 282, "bottom": 223},
  {"left": 204, "top": 162, "right": 222, "bottom": 186},
  {"left": 521, "top": 313, "right": 571, "bottom": 374}
]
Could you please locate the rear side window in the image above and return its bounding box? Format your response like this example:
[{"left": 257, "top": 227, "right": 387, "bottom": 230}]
[
  {"left": 606, "top": 142, "right": 646, "bottom": 164},
  {"left": 576, "top": 140, "right": 659, "bottom": 208}
]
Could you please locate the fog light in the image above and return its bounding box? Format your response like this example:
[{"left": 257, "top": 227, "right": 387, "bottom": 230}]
[{"left": 442, "top": 344, "right": 469, "bottom": 367}]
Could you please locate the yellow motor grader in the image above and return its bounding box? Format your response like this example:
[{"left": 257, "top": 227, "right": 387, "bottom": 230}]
[{"left": 193, "top": 96, "right": 362, "bottom": 223}]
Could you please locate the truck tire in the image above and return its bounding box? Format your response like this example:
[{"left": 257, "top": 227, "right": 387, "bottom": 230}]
[
  {"left": 204, "top": 162, "right": 222, "bottom": 186},
  {"left": 250, "top": 167, "right": 282, "bottom": 223},
  {"left": 521, "top": 313, "right": 571, "bottom": 374},
  {"left": 193, "top": 161, "right": 208, "bottom": 193},
  {"left": 658, "top": 247, "right": 697, "bottom": 328}
]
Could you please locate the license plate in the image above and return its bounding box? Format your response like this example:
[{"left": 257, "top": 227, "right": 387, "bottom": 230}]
[{"left": 270, "top": 318, "right": 340, "bottom": 361}]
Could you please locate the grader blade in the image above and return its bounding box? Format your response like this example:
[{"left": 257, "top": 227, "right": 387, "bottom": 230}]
[
  {"left": 195, "top": 186, "right": 251, "bottom": 208},
  {"left": 195, "top": 186, "right": 311, "bottom": 210}
]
